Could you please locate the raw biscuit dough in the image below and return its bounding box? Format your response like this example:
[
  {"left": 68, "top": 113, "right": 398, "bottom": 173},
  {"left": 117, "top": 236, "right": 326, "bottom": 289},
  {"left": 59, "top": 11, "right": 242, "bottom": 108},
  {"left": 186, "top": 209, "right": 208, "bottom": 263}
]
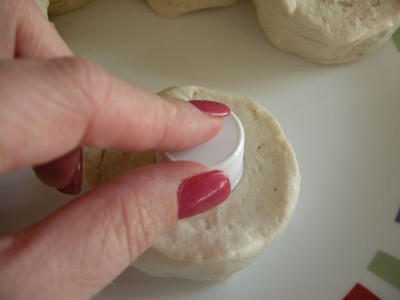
[
  {"left": 85, "top": 86, "right": 300, "bottom": 282},
  {"left": 48, "top": 0, "right": 93, "bottom": 15},
  {"left": 34, "top": 0, "right": 92, "bottom": 16},
  {"left": 145, "top": 0, "right": 241, "bottom": 18},
  {"left": 34, "top": 0, "right": 49, "bottom": 16},
  {"left": 252, "top": 0, "right": 400, "bottom": 64}
]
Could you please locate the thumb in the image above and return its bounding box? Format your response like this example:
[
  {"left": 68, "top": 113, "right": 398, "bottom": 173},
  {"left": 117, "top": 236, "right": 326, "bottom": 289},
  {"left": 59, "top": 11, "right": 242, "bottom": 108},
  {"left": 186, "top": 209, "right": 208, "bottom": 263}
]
[{"left": 0, "top": 162, "right": 230, "bottom": 300}]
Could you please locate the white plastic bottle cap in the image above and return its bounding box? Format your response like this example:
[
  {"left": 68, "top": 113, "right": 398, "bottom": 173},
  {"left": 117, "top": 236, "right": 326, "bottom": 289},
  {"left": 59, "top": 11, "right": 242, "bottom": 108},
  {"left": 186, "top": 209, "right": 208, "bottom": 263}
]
[{"left": 156, "top": 112, "right": 245, "bottom": 190}]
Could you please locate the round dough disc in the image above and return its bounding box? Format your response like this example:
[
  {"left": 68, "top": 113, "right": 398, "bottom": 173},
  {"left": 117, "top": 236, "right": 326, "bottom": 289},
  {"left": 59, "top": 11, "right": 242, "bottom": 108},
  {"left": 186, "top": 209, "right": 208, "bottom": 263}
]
[
  {"left": 85, "top": 86, "right": 301, "bottom": 282},
  {"left": 48, "top": 0, "right": 93, "bottom": 15},
  {"left": 35, "top": 0, "right": 49, "bottom": 16},
  {"left": 253, "top": 0, "right": 400, "bottom": 64},
  {"left": 145, "top": 0, "right": 240, "bottom": 18}
]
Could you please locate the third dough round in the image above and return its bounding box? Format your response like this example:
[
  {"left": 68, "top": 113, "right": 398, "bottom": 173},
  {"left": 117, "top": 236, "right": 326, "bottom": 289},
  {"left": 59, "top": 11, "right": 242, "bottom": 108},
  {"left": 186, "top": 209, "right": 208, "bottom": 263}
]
[{"left": 253, "top": 0, "right": 400, "bottom": 64}]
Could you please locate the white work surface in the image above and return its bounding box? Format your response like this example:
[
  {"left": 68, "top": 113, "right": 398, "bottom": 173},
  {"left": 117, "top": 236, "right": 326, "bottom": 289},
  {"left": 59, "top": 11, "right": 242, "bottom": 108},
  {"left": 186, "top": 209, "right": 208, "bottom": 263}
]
[{"left": 1, "top": 0, "right": 399, "bottom": 299}]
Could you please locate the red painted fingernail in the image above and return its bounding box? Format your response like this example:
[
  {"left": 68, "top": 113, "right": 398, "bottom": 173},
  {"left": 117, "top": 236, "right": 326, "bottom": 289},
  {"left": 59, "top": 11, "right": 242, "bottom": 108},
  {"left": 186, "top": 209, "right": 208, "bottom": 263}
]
[
  {"left": 177, "top": 170, "right": 231, "bottom": 219},
  {"left": 58, "top": 148, "right": 83, "bottom": 195},
  {"left": 189, "top": 100, "right": 231, "bottom": 117}
]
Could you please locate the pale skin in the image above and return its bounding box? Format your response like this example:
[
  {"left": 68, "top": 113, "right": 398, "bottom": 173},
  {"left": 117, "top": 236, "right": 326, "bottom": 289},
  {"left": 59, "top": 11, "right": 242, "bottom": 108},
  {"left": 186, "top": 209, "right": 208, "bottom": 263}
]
[{"left": 0, "top": 0, "right": 227, "bottom": 299}]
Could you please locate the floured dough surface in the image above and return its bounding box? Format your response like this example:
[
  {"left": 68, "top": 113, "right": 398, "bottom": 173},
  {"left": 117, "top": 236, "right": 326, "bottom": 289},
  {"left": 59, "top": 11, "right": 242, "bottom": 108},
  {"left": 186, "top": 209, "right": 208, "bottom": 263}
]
[
  {"left": 85, "top": 149, "right": 156, "bottom": 187},
  {"left": 85, "top": 86, "right": 300, "bottom": 282},
  {"left": 253, "top": 0, "right": 400, "bottom": 64},
  {"left": 145, "top": 0, "right": 240, "bottom": 18}
]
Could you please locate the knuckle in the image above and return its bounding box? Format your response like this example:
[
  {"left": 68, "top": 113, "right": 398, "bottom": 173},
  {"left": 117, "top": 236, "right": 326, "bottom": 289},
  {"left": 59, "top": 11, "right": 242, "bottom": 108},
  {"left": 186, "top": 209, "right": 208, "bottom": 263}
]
[
  {"left": 50, "top": 57, "right": 113, "bottom": 138},
  {"left": 108, "top": 192, "right": 158, "bottom": 262},
  {"left": 51, "top": 57, "right": 112, "bottom": 106}
]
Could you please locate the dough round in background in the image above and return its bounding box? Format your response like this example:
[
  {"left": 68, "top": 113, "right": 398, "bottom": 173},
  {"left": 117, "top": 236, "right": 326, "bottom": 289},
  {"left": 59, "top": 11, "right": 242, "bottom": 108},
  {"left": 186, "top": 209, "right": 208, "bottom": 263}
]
[
  {"left": 252, "top": 0, "right": 400, "bottom": 64},
  {"left": 34, "top": 0, "right": 49, "bottom": 16},
  {"left": 48, "top": 0, "right": 93, "bottom": 15},
  {"left": 85, "top": 86, "right": 300, "bottom": 282},
  {"left": 145, "top": 0, "right": 241, "bottom": 18}
]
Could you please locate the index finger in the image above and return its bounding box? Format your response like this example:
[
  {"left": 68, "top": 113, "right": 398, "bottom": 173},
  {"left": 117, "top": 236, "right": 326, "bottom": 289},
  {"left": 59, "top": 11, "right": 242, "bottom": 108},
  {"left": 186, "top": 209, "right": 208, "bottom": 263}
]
[{"left": 0, "top": 57, "right": 228, "bottom": 173}]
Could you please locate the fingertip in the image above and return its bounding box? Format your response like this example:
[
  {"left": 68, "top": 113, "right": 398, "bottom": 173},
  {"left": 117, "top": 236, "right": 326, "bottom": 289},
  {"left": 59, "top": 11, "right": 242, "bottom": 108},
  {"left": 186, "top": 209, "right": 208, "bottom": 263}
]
[
  {"left": 189, "top": 100, "right": 231, "bottom": 118},
  {"left": 177, "top": 169, "right": 231, "bottom": 219},
  {"left": 33, "top": 147, "right": 82, "bottom": 193},
  {"left": 57, "top": 148, "right": 83, "bottom": 195},
  {"left": 152, "top": 96, "right": 229, "bottom": 151}
]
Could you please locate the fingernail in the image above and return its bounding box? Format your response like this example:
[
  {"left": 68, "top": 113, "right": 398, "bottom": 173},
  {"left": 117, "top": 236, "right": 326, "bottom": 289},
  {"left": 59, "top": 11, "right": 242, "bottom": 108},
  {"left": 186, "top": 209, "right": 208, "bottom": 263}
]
[
  {"left": 178, "top": 170, "right": 231, "bottom": 219},
  {"left": 189, "top": 100, "right": 231, "bottom": 117},
  {"left": 58, "top": 148, "right": 83, "bottom": 195}
]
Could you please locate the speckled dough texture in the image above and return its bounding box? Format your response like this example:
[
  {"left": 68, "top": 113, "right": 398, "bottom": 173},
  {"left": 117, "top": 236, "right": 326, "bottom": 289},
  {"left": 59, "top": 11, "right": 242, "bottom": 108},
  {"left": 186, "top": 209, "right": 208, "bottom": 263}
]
[
  {"left": 85, "top": 86, "right": 300, "bottom": 282},
  {"left": 252, "top": 0, "right": 400, "bottom": 64},
  {"left": 145, "top": 0, "right": 240, "bottom": 18}
]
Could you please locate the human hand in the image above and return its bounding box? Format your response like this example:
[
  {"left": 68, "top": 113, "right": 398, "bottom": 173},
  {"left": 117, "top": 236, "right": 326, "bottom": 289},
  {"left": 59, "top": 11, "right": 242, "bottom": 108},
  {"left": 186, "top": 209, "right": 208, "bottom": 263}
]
[{"left": 0, "top": 1, "right": 231, "bottom": 299}]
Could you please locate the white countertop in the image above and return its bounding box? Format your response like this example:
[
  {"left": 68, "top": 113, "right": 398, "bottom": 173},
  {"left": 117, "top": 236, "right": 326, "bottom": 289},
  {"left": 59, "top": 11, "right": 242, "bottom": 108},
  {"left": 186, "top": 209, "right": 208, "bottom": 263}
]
[{"left": 1, "top": 0, "right": 399, "bottom": 299}]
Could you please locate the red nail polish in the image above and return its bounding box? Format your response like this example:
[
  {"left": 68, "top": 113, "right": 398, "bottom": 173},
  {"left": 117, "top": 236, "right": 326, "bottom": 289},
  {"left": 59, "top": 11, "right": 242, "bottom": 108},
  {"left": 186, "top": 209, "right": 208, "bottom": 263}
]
[
  {"left": 189, "top": 100, "right": 231, "bottom": 117},
  {"left": 58, "top": 148, "right": 83, "bottom": 195},
  {"left": 178, "top": 170, "right": 231, "bottom": 219}
]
